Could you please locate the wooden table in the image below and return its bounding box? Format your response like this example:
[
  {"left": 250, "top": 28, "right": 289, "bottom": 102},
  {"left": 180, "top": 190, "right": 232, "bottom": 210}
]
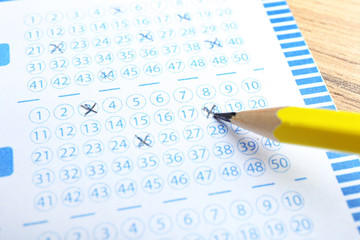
[{"left": 287, "top": 0, "right": 360, "bottom": 112}]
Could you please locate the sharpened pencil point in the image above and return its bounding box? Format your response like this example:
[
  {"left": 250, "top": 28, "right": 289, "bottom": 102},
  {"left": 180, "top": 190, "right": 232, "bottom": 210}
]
[{"left": 213, "top": 112, "right": 236, "bottom": 122}]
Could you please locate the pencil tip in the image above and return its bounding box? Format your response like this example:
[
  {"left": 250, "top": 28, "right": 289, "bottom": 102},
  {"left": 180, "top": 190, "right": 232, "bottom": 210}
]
[{"left": 212, "top": 112, "right": 236, "bottom": 122}]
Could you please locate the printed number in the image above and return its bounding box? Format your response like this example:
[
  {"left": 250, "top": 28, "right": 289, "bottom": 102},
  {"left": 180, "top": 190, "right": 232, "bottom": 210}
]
[
  {"left": 69, "top": 23, "right": 86, "bottom": 35},
  {"left": 24, "top": 14, "right": 42, "bottom": 26},
  {"left": 120, "top": 65, "right": 140, "bottom": 79},
  {"left": 242, "top": 79, "right": 260, "bottom": 93},
  {"left": 149, "top": 214, "right": 172, "bottom": 234},
  {"left": 72, "top": 54, "right": 91, "bottom": 68},
  {"left": 244, "top": 158, "right": 265, "bottom": 177},
  {"left": 210, "top": 229, "right": 234, "bottom": 240},
  {"left": 225, "top": 99, "right": 244, "bottom": 112},
  {"left": 95, "top": 51, "right": 114, "bottom": 65},
  {"left": 57, "top": 143, "right": 79, "bottom": 161},
  {"left": 71, "top": 38, "right": 89, "bottom": 51},
  {"left": 65, "top": 228, "right": 88, "bottom": 240},
  {"left": 237, "top": 224, "right": 260, "bottom": 240},
  {"left": 173, "top": 87, "right": 193, "bottom": 103},
  {"left": 237, "top": 137, "right": 258, "bottom": 155},
  {"left": 26, "top": 60, "right": 45, "bottom": 74},
  {"left": 154, "top": 109, "right": 174, "bottom": 125},
  {"left": 112, "top": 157, "right": 133, "bottom": 175},
  {"left": 256, "top": 195, "right": 279, "bottom": 216},
  {"left": 86, "top": 161, "right": 107, "bottom": 179},
  {"left": 150, "top": 91, "right": 170, "bottom": 106},
  {"left": 59, "top": 165, "right": 81, "bottom": 183},
  {"left": 163, "top": 149, "right": 184, "bottom": 167},
  {"left": 219, "top": 162, "right": 241, "bottom": 181},
  {"left": 201, "top": 24, "right": 217, "bottom": 34},
  {"left": 116, "top": 179, "right": 137, "bottom": 198},
  {"left": 121, "top": 218, "right": 145, "bottom": 239},
  {"left": 88, "top": 183, "right": 111, "bottom": 202},
  {"left": 213, "top": 141, "right": 234, "bottom": 159},
  {"left": 126, "top": 94, "right": 146, "bottom": 110},
  {"left": 109, "top": 136, "right": 129, "bottom": 153},
  {"left": 113, "top": 19, "right": 129, "bottom": 30},
  {"left": 159, "top": 129, "right": 179, "bottom": 145},
  {"left": 139, "top": 45, "right": 158, "bottom": 59},
  {"left": 89, "top": 7, "right": 106, "bottom": 18},
  {"left": 158, "top": 28, "right": 175, "bottom": 40},
  {"left": 25, "top": 28, "right": 43, "bottom": 41},
  {"left": 74, "top": 71, "right": 94, "bottom": 86},
  {"left": 47, "top": 25, "right": 65, "bottom": 38},
  {"left": 189, "top": 56, "right": 207, "bottom": 70},
  {"left": 166, "top": 59, "right": 185, "bottom": 73},
  {"left": 194, "top": 166, "right": 215, "bottom": 185},
  {"left": 203, "top": 204, "right": 226, "bottom": 225},
  {"left": 269, "top": 154, "right": 290, "bottom": 173},
  {"left": 55, "top": 123, "right": 76, "bottom": 140},
  {"left": 248, "top": 96, "right": 268, "bottom": 109},
  {"left": 134, "top": 16, "right": 151, "bottom": 27},
  {"left": 196, "top": 10, "right": 213, "bottom": 19},
  {"left": 106, "top": 116, "right": 126, "bottom": 132},
  {"left": 211, "top": 54, "right": 228, "bottom": 67},
  {"left": 29, "top": 107, "right": 50, "bottom": 124},
  {"left": 137, "top": 153, "right": 159, "bottom": 171},
  {"left": 176, "top": 209, "right": 200, "bottom": 229},
  {"left": 32, "top": 147, "right": 53, "bottom": 165},
  {"left": 91, "top": 21, "right": 108, "bottom": 33},
  {"left": 178, "top": 105, "right": 197, "bottom": 122},
  {"left": 183, "top": 125, "right": 203, "bottom": 142},
  {"left": 34, "top": 192, "right": 57, "bottom": 211},
  {"left": 46, "top": 11, "right": 63, "bottom": 23},
  {"left": 54, "top": 104, "right": 74, "bottom": 120},
  {"left": 25, "top": 43, "right": 44, "bottom": 57},
  {"left": 179, "top": 27, "right": 197, "bottom": 38},
  {"left": 67, "top": 9, "right": 84, "bottom": 21},
  {"left": 114, "top": 33, "right": 133, "bottom": 45},
  {"left": 263, "top": 219, "right": 286, "bottom": 239},
  {"left": 117, "top": 48, "right": 136, "bottom": 62},
  {"left": 27, "top": 77, "right": 47, "bottom": 92},
  {"left": 130, "top": 112, "right": 150, "bottom": 129},
  {"left": 168, "top": 170, "right": 190, "bottom": 189},
  {"left": 232, "top": 51, "right": 250, "bottom": 64},
  {"left": 282, "top": 191, "right": 304, "bottom": 211},
  {"left": 98, "top": 67, "right": 117, "bottom": 82},
  {"left": 93, "top": 35, "right": 111, "bottom": 48},
  {"left": 103, "top": 97, "right": 122, "bottom": 113},
  {"left": 83, "top": 139, "right": 104, "bottom": 157},
  {"left": 219, "top": 81, "right": 239, "bottom": 96},
  {"left": 161, "top": 43, "right": 180, "bottom": 56},
  {"left": 38, "top": 232, "right": 60, "bottom": 240},
  {"left": 155, "top": 13, "right": 172, "bottom": 25},
  {"left": 221, "top": 21, "right": 238, "bottom": 31},
  {"left": 230, "top": 200, "right": 253, "bottom": 220},
  {"left": 207, "top": 122, "right": 228, "bottom": 138},
  {"left": 94, "top": 223, "right": 117, "bottom": 240},
  {"left": 33, "top": 169, "right": 55, "bottom": 187},
  {"left": 188, "top": 145, "right": 209, "bottom": 163},
  {"left": 227, "top": 35, "right": 243, "bottom": 48},
  {"left": 262, "top": 137, "right": 281, "bottom": 151},
  {"left": 142, "top": 175, "right": 163, "bottom": 193},
  {"left": 30, "top": 127, "right": 51, "bottom": 144},
  {"left": 62, "top": 187, "right": 84, "bottom": 207},
  {"left": 197, "top": 85, "right": 216, "bottom": 99},
  {"left": 80, "top": 119, "right": 101, "bottom": 136},
  {"left": 144, "top": 62, "right": 162, "bottom": 76},
  {"left": 51, "top": 74, "right": 70, "bottom": 88},
  {"left": 289, "top": 215, "right": 313, "bottom": 235}
]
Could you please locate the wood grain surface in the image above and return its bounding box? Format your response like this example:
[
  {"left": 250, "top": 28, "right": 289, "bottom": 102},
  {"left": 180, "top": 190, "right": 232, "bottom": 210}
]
[{"left": 287, "top": 0, "right": 360, "bottom": 112}]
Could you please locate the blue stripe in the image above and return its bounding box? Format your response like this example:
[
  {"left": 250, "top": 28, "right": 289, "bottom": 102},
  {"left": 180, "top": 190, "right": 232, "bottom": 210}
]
[
  {"left": 254, "top": 68, "right": 265, "bottom": 71},
  {"left": 178, "top": 77, "right": 198, "bottom": 81},
  {"left": 291, "top": 67, "right": 318, "bottom": 76},
  {"left": 326, "top": 152, "right": 351, "bottom": 159},
  {"left": 70, "top": 213, "right": 95, "bottom": 219},
  {"left": 252, "top": 183, "right": 275, "bottom": 188},
  {"left": 277, "top": 32, "right": 302, "bottom": 40},
  {"left": 139, "top": 82, "right": 159, "bottom": 87},
  {"left": 319, "top": 105, "right": 336, "bottom": 110},
  {"left": 303, "top": 95, "right": 332, "bottom": 105},
  {"left": 216, "top": 72, "right": 236, "bottom": 76},
  {"left": 347, "top": 199, "right": 360, "bottom": 208},
  {"left": 117, "top": 205, "right": 142, "bottom": 211},
  {"left": 267, "top": 9, "right": 291, "bottom": 16},
  {"left": 58, "top": 93, "right": 80, "bottom": 98},
  {"left": 332, "top": 159, "right": 360, "bottom": 171},
  {"left": 23, "top": 220, "right": 48, "bottom": 227},
  {"left": 299, "top": 86, "right": 328, "bottom": 95},
  {"left": 336, "top": 172, "right": 360, "bottom": 183},
  {"left": 295, "top": 76, "right": 323, "bottom": 85},
  {"left": 284, "top": 49, "right": 310, "bottom": 57},
  {"left": 208, "top": 190, "right": 232, "bottom": 196},
  {"left": 358, "top": 226, "right": 360, "bottom": 234},
  {"left": 352, "top": 212, "right": 360, "bottom": 221},
  {"left": 270, "top": 16, "right": 294, "bottom": 23},
  {"left": 294, "top": 177, "right": 307, "bottom": 181},
  {"left": 274, "top": 24, "right": 298, "bottom": 32},
  {"left": 280, "top": 41, "right": 306, "bottom": 49},
  {"left": 17, "top": 98, "right": 40, "bottom": 103},
  {"left": 263, "top": 1, "right": 287, "bottom": 8},
  {"left": 98, "top": 87, "right": 120, "bottom": 92},
  {"left": 163, "top": 197, "right": 187, "bottom": 203},
  {"left": 288, "top": 58, "right": 314, "bottom": 67},
  {"left": 342, "top": 185, "right": 360, "bottom": 196}
]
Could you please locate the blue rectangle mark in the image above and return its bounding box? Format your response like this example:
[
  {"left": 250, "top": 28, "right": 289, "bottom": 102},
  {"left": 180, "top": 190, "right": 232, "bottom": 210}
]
[
  {"left": 304, "top": 95, "right": 332, "bottom": 105},
  {"left": 291, "top": 67, "right": 318, "bottom": 76},
  {"left": 352, "top": 212, "right": 360, "bottom": 221},
  {"left": 326, "top": 152, "right": 351, "bottom": 159},
  {"left": 347, "top": 198, "right": 360, "bottom": 208},
  {"left": 294, "top": 177, "right": 307, "bottom": 181},
  {"left": 208, "top": 190, "right": 232, "bottom": 196},
  {"left": 98, "top": 87, "right": 120, "bottom": 92},
  {"left": 163, "top": 197, "right": 187, "bottom": 204},
  {"left": 178, "top": 77, "right": 198, "bottom": 81},
  {"left": 288, "top": 58, "right": 314, "bottom": 67},
  {"left": 254, "top": 68, "right": 264, "bottom": 71},
  {"left": 252, "top": 183, "right": 275, "bottom": 188},
  {"left": 284, "top": 49, "right": 310, "bottom": 58},
  {"left": 295, "top": 76, "right": 323, "bottom": 85},
  {"left": 270, "top": 16, "right": 294, "bottom": 24},
  {"left": 117, "top": 205, "right": 142, "bottom": 211},
  {"left": 267, "top": 8, "right": 291, "bottom": 16},
  {"left": 70, "top": 212, "right": 95, "bottom": 219},
  {"left": 0, "top": 147, "right": 13, "bottom": 177},
  {"left": 332, "top": 159, "right": 360, "bottom": 171},
  {"left": 58, "top": 93, "right": 80, "bottom": 98},
  {"left": 277, "top": 32, "right": 302, "bottom": 40},
  {"left": 23, "top": 220, "right": 48, "bottom": 227},
  {"left": 264, "top": 1, "right": 287, "bottom": 8},
  {"left": 274, "top": 24, "right": 298, "bottom": 32},
  {"left": 336, "top": 172, "right": 360, "bottom": 183},
  {"left": 299, "top": 86, "right": 328, "bottom": 95},
  {"left": 319, "top": 105, "right": 336, "bottom": 110},
  {"left": 17, "top": 98, "right": 40, "bottom": 104},
  {"left": 342, "top": 185, "right": 360, "bottom": 196},
  {"left": 216, "top": 72, "right": 236, "bottom": 76},
  {"left": 0, "top": 43, "right": 10, "bottom": 66},
  {"left": 139, "top": 82, "right": 160, "bottom": 87},
  {"left": 280, "top": 41, "right": 306, "bottom": 49}
]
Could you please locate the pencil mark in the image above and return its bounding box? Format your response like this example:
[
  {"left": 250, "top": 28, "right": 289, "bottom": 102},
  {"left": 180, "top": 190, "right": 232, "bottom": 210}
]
[
  {"left": 204, "top": 38, "right": 222, "bottom": 49},
  {"left": 49, "top": 41, "right": 65, "bottom": 54},
  {"left": 135, "top": 134, "right": 152, "bottom": 148},
  {"left": 178, "top": 13, "right": 191, "bottom": 22},
  {"left": 202, "top": 105, "right": 217, "bottom": 118},
  {"left": 139, "top": 32, "right": 154, "bottom": 42},
  {"left": 98, "top": 71, "right": 116, "bottom": 81},
  {"left": 111, "top": 7, "right": 123, "bottom": 15},
  {"left": 81, "top": 103, "right": 98, "bottom": 116}
]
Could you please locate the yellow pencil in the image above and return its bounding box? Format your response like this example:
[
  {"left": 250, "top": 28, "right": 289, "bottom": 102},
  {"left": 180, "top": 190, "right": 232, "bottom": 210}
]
[{"left": 213, "top": 106, "right": 360, "bottom": 154}]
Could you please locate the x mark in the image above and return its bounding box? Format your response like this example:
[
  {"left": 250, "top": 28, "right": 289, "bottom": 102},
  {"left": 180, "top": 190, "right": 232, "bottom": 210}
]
[
  {"left": 112, "top": 7, "right": 123, "bottom": 14},
  {"left": 99, "top": 71, "right": 115, "bottom": 80},
  {"left": 139, "top": 32, "right": 154, "bottom": 42},
  {"left": 202, "top": 105, "right": 217, "bottom": 118},
  {"left": 81, "top": 103, "right": 98, "bottom": 116},
  {"left": 135, "top": 134, "right": 151, "bottom": 148},
  {"left": 205, "top": 38, "right": 222, "bottom": 49},
  {"left": 49, "top": 42, "right": 65, "bottom": 54},
  {"left": 178, "top": 13, "right": 191, "bottom": 22}
]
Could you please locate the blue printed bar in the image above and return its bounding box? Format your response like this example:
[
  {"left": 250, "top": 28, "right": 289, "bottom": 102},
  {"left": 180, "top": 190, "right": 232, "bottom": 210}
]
[
  {"left": 263, "top": 1, "right": 287, "bottom": 8},
  {"left": 277, "top": 32, "right": 302, "bottom": 40},
  {"left": 0, "top": 43, "right": 10, "bottom": 66},
  {"left": 303, "top": 95, "right": 332, "bottom": 105},
  {"left": 266, "top": 9, "right": 291, "bottom": 16},
  {"left": 0, "top": 147, "right": 13, "bottom": 177},
  {"left": 299, "top": 86, "right": 328, "bottom": 95},
  {"left": 270, "top": 16, "right": 294, "bottom": 23},
  {"left": 332, "top": 159, "right": 360, "bottom": 171},
  {"left": 284, "top": 49, "right": 310, "bottom": 57},
  {"left": 319, "top": 105, "right": 336, "bottom": 110},
  {"left": 342, "top": 185, "right": 360, "bottom": 196},
  {"left": 291, "top": 67, "right": 318, "bottom": 76},
  {"left": 336, "top": 172, "right": 360, "bottom": 183},
  {"left": 288, "top": 58, "right": 314, "bottom": 67},
  {"left": 326, "top": 152, "right": 352, "bottom": 159},
  {"left": 295, "top": 76, "right": 323, "bottom": 85},
  {"left": 352, "top": 212, "right": 360, "bottom": 221},
  {"left": 280, "top": 41, "right": 306, "bottom": 49},
  {"left": 274, "top": 24, "right": 298, "bottom": 32},
  {"left": 347, "top": 199, "right": 360, "bottom": 208}
]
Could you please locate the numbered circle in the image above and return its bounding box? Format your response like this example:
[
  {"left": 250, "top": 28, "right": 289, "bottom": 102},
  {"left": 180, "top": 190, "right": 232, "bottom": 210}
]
[
  {"left": 25, "top": 28, "right": 43, "bottom": 41},
  {"left": 34, "top": 191, "right": 57, "bottom": 211},
  {"left": 129, "top": 112, "right": 150, "bottom": 129},
  {"left": 143, "top": 62, "right": 162, "bottom": 76},
  {"left": 176, "top": 209, "right": 200, "bottom": 230},
  {"left": 27, "top": 77, "right": 47, "bottom": 92},
  {"left": 210, "top": 54, "right": 229, "bottom": 67},
  {"left": 227, "top": 35, "right": 243, "bottom": 48},
  {"left": 134, "top": 133, "right": 155, "bottom": 149},
  {"left": 109, "top": 136, "right": 129, "bottom": 153},
  {"left": 74, "top": 71, "right": 94, "bottom": 86},
  {"left": 263, "top": 219, "right": 286, "bottom": 239},
  {"left": 139, "top": 45, "right": 158, "bottom": 59},
  {"left": 93, "top": 223, "right": 118, "bottom": 240},
  {"left": 168, "top": 170, "right": 190, "bottom": 189},
  {"left": 262, "top": 137, "right": 281, "bottom": 151},
  {"left": 183, "top": 125, "right": 204, "bottom": 142},
  {"left": 57, "top": 143, "right": 79, "bottom": 161},
  {"left": 27, "top": 60, "right": 46, "bottom": 74},
  {"left": 189, "top": 56, "right": 207, "bottom": 70},
  {"left": 154, "top": 109, "right": 175, "bottom": 125},
  {"left": 93, "top": 35, "right": 111, "bottom": 48},
  {"left": 112, "top": 157, "right": 134, "bottom": 175},
  {"left": 137, "top": 153, "right": 159, "bottom": 171},
  {"left": 24, "top": 14, "right": 42, "bottom": 26},
  {"left": 244, "top": 158, "right": 266, "bottom": 177},
  {"left": 237, "top": 137, "right": 258, "bottom": 155},
  {"left": 183, "top": 40, "right": 202, "bottom": 53},
  {"left": 142, "top": 174, "right": 164, "bottom": 194},
  {"left": 98, "top": 67, "right": 117, "bottom": 82},
  {"left": 188, "top": 145, "right": 209, "bottom": 163},
  {"left": 105, "top": 116, "right": 126, "bottom": 132},
  {"left": 232, "top": 50, "right": 250, "bottom": 64},
  {"left": 62, "top": 187, "right": 84, "bottom": 207},
  {"left": 115, "top": 178, "right": 137, "bottom": 198},
  {"left": 26, "top": 43, "right": 44, "bottom": 57},
  {"left": 166, "top": 59, "right": 185, "bottom": 73},
  {"left": 70, "top": 38, "right": 89, "bottom": 51},
  {"left": 163, "top": 149, "right": 184, "bottom": 167},
  {"left": 210, "top": 229, "right": 234, "bottom": 240},
  {"left": 80, "top": 119, "right": 101, "bottom": 136},
  {"left": 161, "top": 42, "right": 180, "bottom": 56},
  {"left": 219, "top": 81, "right": 239, "bottom": 96},
  {"left": 29, "top": 107, "right": 50, "bottom": 124},
  {"left": 150, "top": 91, "right": 170, "bottom": 106},
  {"left": 38, "top": 232, "right": 60, "bottom": 240},
  {"left": 69, "top": 23, "right": 87, "bottom": 36},
  {"left": 54, "top": 104, "right": 74, "bottom": 120},
  {"left": 256, "top": 195, "right": 279, "bottom": 216},
  {"left": 83, "top": 139, "right": 104, "bottom": 157},
  {"left": 30, "top": 127, "right": 51, "bottom": 144},
  {"left": 67, "top": 9, "right": 85, "bottom": 21},
  {"left": 32, "top": 147, "right": 53, "bottom": 165},
  {"left": 95, "top": 51, "right": 114, "bottom": 65},
  {"left": 89, "top": 6, "right": 106, "bottom": 18},
  {"left": 121, "top": 218, "right": 145, "bottom": 239},
  {"left": 59, "top": 165, "right": 81, "bottom": 183},
  {"left": 289, "top": 215, "right": 313, "bottom": 235},
  {"left": 51, "top": 74, "right": 70, "bottom": 89},
  {"left": 66, "top": 228, "right": 88, "bottom": 240},
  {"left": 48, "top": 41, "right": 66, "bottom": 54},
  {"left": 225, "top": 99, "right": 244, "bottom": 112},
  {"left": 33, "top": 168, "right": 55, "bottom": 187},
  {"left": 178, "top": 105, "right": 198, "bottom": 122},
  {"left": 88, "top": 183, "right": 111, "bottom": 202},
  {"left": 213, "top": 141, "right": 234, "bottom": 159},
  {"left": 79, "top": 101, "right": 99, "bottom": 117},
  {"left": 120, "top": 64, "right": 140, "bottom": 79},
  {"left": 149, "top": 213, "right": 172, "bottom": 234},
  {"left": 219, "top": 162, "right": 241, "bottom": 181},
  {"left": 269, "top": 154, "right": 290, "bottom": 173},
  {"left": 72, "top": 54, "right": 91, "bottom": 68},
  {"left": 173, "top": 87, "right": 193, "bottom": 103},
  {"left": 207, "top": 121, "right": 228, "bottom": 138},
  {"left": 46, "top": 11, "right": 63, "bottom": 23},
  {"left": 49, "top": 58, "right": 69, "bottom": 71},
  {"left": 248, "top": 96, "right": 268, "bottom": 109},
  {"left": 201, "top": 103, "right": 221, "bottom": 118},
  {"left": 197, "top": 85, "right": 216, "bottom": 99},
  {"left": 242, "top": 78, "right": 260, "bottom": 93},
  {"left": 203, "top": 204, "right": 226, "bottom": 225},
  {"left": 55, "top": 123, "right": 76, "bottom": 140},
  {"left": 237, "top": 224, "right": 260, "bottom": 240},
  {"left": 194, "top": 166, "right": 215, "bottom": 185},
  {"left": 126, "top": 94, "right": 146, "bottom": 110},
  {"left": 102, "top": 97, "right": 122, "bottom": 113},
  {"left": 86, "top": 161, "right": 107, "bottom": 179},
  {"left": 229, "top": 200, "right": 253, "bottom": 220},
  {"left": 159, "top": 128, "right": 179, "bottom": 145},
  {"left": 282, "top": 191, "right": 304, "bottom": 211}
]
